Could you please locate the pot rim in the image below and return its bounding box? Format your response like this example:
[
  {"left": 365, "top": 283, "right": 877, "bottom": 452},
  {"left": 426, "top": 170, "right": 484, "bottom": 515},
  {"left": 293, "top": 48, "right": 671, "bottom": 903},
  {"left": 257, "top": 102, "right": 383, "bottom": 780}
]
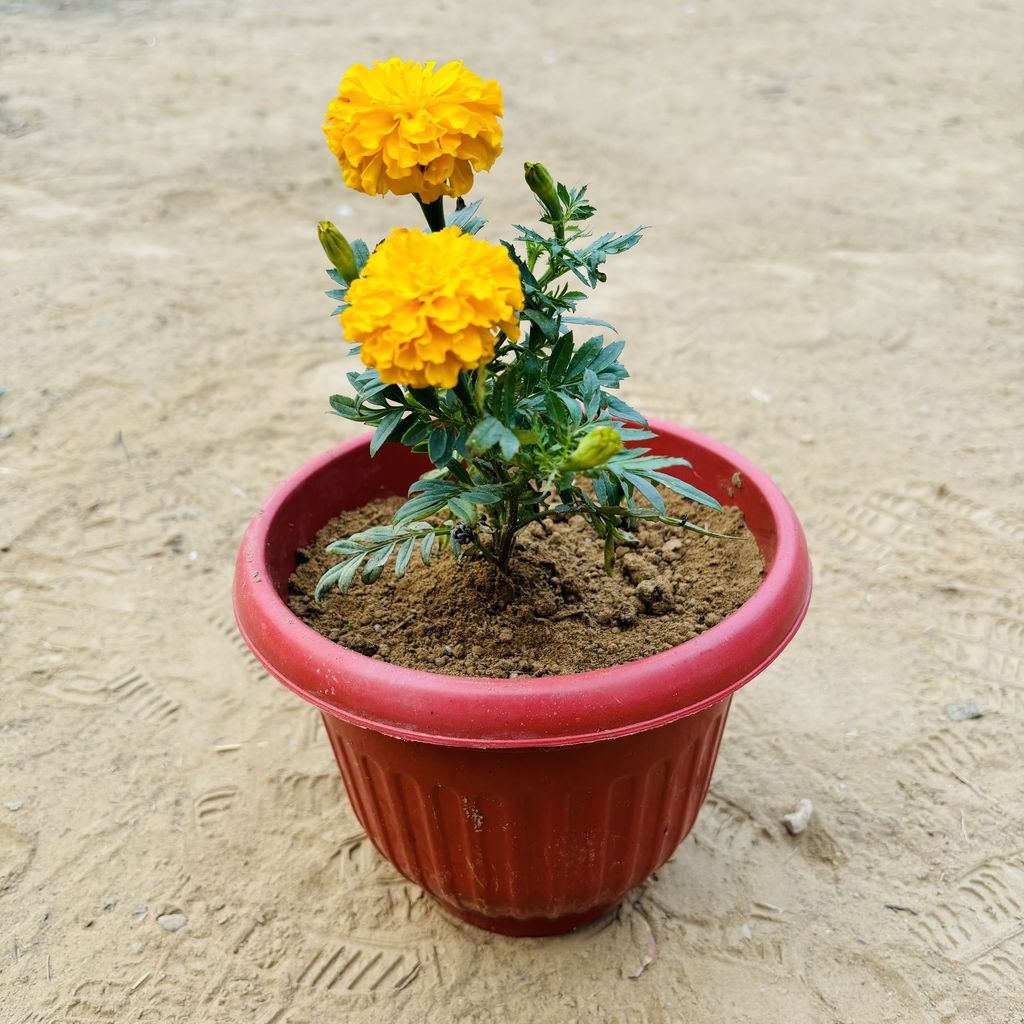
[{"left": 233, "top": 418, "right": 812, "bottom": 748}]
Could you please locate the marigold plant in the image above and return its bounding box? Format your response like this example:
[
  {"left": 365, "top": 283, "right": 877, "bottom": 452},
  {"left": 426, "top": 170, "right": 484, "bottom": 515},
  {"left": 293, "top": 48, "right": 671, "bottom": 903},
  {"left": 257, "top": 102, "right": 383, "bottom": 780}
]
[{"left": 315, "top": 59, "right": 724, "bottom": 600}]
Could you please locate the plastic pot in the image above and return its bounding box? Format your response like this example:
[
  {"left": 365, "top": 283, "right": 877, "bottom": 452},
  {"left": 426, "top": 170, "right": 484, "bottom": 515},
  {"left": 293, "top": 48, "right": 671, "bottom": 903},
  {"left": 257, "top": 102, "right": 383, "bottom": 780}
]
[{"left": 233, "top": 419, "right": 812, "bottom": 936}]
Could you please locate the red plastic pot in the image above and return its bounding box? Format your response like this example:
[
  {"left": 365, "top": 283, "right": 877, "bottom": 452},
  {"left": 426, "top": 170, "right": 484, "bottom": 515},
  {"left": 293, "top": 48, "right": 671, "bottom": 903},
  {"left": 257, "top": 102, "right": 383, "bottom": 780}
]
[{"left": 233, "top": 420, "right": 812, "bottom": 936}]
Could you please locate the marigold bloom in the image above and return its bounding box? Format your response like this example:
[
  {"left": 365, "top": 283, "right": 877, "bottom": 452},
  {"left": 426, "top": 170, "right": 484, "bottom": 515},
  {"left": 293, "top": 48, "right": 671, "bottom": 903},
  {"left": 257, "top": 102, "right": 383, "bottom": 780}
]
[
  {"left": 340, "top": 227, "right": 523, "bottom": 389},
  {"left": 323, "top": 58, "right": 503, "bottom": 203}
]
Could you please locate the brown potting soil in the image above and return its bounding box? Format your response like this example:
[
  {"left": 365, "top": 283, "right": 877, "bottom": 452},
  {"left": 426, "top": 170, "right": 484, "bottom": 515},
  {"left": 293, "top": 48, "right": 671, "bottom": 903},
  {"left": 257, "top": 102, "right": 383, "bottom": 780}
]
[{"left": 288, "top": 493, "right": 764, "bottom": 677}]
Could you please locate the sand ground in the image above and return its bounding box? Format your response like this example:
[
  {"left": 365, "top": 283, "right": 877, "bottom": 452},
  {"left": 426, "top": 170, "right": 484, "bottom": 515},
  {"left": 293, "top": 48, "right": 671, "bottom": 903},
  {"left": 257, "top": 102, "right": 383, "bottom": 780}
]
[{"left": 2, "top": 1, "right": 1022, "bottom": 1021}]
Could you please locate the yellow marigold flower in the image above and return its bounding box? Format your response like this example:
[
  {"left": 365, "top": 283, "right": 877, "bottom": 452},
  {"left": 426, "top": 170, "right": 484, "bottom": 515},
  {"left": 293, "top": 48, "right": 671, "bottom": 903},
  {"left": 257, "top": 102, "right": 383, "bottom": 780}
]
[
  {"left": 323, "top": 58, "right": 503, "bottom": 203},
  {"left": 340, "top": 227, "right": 523, "bottom": 390}
]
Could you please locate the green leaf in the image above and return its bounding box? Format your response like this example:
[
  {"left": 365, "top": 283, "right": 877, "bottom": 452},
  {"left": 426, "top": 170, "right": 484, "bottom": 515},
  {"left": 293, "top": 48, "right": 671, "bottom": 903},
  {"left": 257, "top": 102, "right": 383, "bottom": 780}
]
[
  {"left": 370, "top": 408, "right": 404, "bottom": 456},
  {"left": 362, "top": 542, "right": 395, "bottom": 584},
  {"left": 646, "top": 470, "right": 721, "bottom": 511},
  {"left": 603, "top": 392, "right": 648, "bottom": 426},
  {"left": 393, "top": 492, "right": 450, "bottom": 525},
  {"left": 325, "top": 538, "right": 366, "bottom": 555},
  {"left": 561, "top": 315, "right": 616, "bottom": 331},
  {"left": 407, "top": 478, "right": 461, "bottom": 497},
  {"left": 521, "top": 308, "right": 559, "bottom": 341},
  {"left": 467, "top": 417, "right": 520, "bottom": 460},
  {"left": 351, "top": 239, "right": 371, "bottom": 272},
  {"left": 447, "top": 496, "right": 478, "bottom": 525},
  {"left": 604, "top": 532, "right": 616, "bottom": 574},
  {"left": 420, "top": 531, "right": 436, "bottom": 565},
  {"left": 447, "top": 198, "right": 487, "bottom": 235},
  {"left": 394, "top": 536, "right": 416, "bottom": 578},
  {"left": 315, "top": 554, "right": 365, "bottom": 601},
  {"left": 460, "top": 483, "right": 509, "bottom": 504},
  {"left": 590, "top": 340, "right": 625, "bottom": 373},
  {"left": 547, "top": 331, "right": 574, "bottom": 384},
  {"left": 622, "top": 472, "right": 665, "bottom": 514},
  {"left": 564, "top": 336, "right": 604, "bottom": 380},
  {"left": 407, "top": 387, "right": 441, "bottom": 412},
  {"left": 427, "top": 426, "right": 454, "bottom": 467}
]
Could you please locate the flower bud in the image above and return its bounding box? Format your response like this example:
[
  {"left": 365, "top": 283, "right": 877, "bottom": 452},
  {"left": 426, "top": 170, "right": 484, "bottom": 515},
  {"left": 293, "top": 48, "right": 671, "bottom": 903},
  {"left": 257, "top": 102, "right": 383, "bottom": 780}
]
[
  {"left": 524, "top": 162, "right": 561, "bottom": 221},
  {"left": 561, "top": 426, "right": 623, "bottom": 471},
  {"left": 318, "top": 221, "right": 358, "bottom": 283}
]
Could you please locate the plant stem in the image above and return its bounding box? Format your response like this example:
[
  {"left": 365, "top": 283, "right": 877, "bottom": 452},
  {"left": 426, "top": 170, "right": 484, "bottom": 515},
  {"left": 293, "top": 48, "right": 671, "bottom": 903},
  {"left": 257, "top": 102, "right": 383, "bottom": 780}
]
[{"left": 416, "top": 194, "right": 446, "bottom": 232}]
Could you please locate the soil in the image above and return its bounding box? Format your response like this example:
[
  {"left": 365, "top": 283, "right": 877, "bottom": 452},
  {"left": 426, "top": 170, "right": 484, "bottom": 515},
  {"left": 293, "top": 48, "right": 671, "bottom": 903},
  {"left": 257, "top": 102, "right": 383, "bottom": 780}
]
[{"left": 289, "top": 494, "right": 763, "bottom": 677}]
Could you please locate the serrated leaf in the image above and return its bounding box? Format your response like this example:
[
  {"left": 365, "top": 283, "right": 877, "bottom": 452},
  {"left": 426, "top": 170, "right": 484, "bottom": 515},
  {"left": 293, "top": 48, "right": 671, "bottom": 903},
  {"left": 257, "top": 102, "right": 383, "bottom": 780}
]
[
  {"left": 370, "top": 408, "right": 404, "bottom": 456},
  {"left": 622, "top": 472, "right": 665, "bottom": 514},
  {"left": 590, "top": 340, "right": 625, "bottom": 373},
  {"left": 325, "top": 538, "right": 366, "bottom": 555},
  {"left": 407, "top": 478, "right": 461, "bottom": 497},
  {"left": 427, "top": 426, "right": 454, "bottom": 467},
  {"left": 467, "top": 416, "right": 520, "bottom": 460},
  {"left": 351, "top": 239, "right": 371, "bottom": 271},
  {"left": 522, "top": 308, "right": 559, "bottom": 340},
  {"left": 393, "top": 492, "right": 449, "bottom": 525},
  {"left": 646, "top": 470, "right": 721, "bottom": 510},
  {"left": 315, "top": 553, "right": 366, "bottom": 601},
  {"left": 394, "top": 536, "right": 416, "bottom": 578},
  {"left": 420, "top": 531, "right": 436, "bottom": 565},
  {"left": 447, "top": 198, "right": 487, "bottom": 235},
  {"left": 361, "top": 542, "right": 395, "bottom": 583},
  {"left": 561, "top": 314, "right": 616, "bottom": 331},
  {"left": 447, "top": 496, "right": 478, "bottom": 526},
  {"left": 547, "top": 332, "right": 574, "bottom": 384},
  {"left": 603, "top": 392, "right": 648, "bottom": 426},
  {"left": 460, "top": 483, "right": 509, "bottom": 504}
]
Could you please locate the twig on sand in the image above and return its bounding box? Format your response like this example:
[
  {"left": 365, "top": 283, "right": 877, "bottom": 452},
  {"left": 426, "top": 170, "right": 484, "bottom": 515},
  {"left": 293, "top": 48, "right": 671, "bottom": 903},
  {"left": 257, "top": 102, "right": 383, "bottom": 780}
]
[{"left": 884, "top": 903, "right": 918, "bottom": 915}]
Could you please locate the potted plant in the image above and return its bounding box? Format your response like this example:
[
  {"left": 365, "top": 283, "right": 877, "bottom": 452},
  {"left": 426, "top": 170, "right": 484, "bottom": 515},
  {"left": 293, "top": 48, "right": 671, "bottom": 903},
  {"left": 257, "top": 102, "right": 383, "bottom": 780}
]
[{"left": 233, "top": 57, "right": 812, "bottom": 936}]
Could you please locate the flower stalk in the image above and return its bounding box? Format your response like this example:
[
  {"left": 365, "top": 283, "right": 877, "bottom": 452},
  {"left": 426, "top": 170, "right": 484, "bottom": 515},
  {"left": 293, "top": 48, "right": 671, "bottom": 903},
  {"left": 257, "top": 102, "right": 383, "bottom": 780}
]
[{"left": 313, "top": 58, "right": 723, "bottom": 599}]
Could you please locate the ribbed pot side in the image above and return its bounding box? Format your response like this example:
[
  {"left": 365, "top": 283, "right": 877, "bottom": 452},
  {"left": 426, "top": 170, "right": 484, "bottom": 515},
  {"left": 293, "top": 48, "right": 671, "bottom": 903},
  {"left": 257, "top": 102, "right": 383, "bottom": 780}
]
[{"left": 321, "top": 697, "right": 731, "bottom": 936}]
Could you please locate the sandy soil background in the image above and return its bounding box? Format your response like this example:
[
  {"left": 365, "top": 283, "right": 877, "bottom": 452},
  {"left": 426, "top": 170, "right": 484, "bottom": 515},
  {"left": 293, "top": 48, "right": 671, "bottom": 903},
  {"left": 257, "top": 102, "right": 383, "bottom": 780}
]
[{"left": 2, "top": 1, "right": 1022, "bottom": 1021}]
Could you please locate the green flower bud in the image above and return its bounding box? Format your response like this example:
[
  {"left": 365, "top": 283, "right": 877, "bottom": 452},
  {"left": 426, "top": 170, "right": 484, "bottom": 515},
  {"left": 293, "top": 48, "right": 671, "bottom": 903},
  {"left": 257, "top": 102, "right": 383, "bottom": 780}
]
[
  {"left": 561, "top": 426, "right": 623, "bottom": 471},
  {"left": 318, "top": 221, "right": 358, "bottom": 283},
  {"left": 524, "top": 162, "right": 560, "bottom": 220}
]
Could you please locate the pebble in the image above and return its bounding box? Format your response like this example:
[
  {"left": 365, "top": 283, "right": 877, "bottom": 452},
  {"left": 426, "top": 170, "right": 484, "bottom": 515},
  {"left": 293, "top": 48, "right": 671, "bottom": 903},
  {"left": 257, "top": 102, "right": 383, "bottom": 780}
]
[
  {"left": 156, "top": 913, "right": 187, "bottom": 933},
  {"left": 945, "top": 700, "right": 983, "bottom": 721},
  {"left": 5, "top": 800, "right": 23, "bottom": 811},
  {"left": 783, "top": 799, "right": 814, "bottom": 835}
]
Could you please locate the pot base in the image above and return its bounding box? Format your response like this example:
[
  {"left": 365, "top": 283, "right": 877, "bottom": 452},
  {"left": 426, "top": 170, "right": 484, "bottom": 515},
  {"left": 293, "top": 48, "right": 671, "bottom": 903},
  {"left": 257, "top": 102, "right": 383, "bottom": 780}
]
[{"left": 434, "top": 896, "right": 619, "bottom": 937}]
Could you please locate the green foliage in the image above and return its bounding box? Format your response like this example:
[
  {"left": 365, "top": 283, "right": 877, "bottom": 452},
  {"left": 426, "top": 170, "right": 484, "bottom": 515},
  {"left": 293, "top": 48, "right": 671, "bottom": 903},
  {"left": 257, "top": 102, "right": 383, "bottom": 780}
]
[{"left": 317, "top": 169, "right": 724, "bottom": 598}]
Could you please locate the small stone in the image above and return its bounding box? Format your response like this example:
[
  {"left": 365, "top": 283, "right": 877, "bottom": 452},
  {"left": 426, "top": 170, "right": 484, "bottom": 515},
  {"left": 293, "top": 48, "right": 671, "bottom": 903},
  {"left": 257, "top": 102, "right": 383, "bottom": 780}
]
[
  {"left": 156, "top": 913, "right": 187, "bottom": 933},
  {"left": 945, "top": 700, "right": 983, "bottom": 722},
  {"left": 100, "top": 897, "right": 115, "bottom": 911},
  {"left": 132, "top": 903, "right": 148, "bottom": 917},
  {"left": 5, "top": 800, "right": 23, "bottom": 811},
  {"left": 783, "top": 799, "right": 814, "bottom": 836}
]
